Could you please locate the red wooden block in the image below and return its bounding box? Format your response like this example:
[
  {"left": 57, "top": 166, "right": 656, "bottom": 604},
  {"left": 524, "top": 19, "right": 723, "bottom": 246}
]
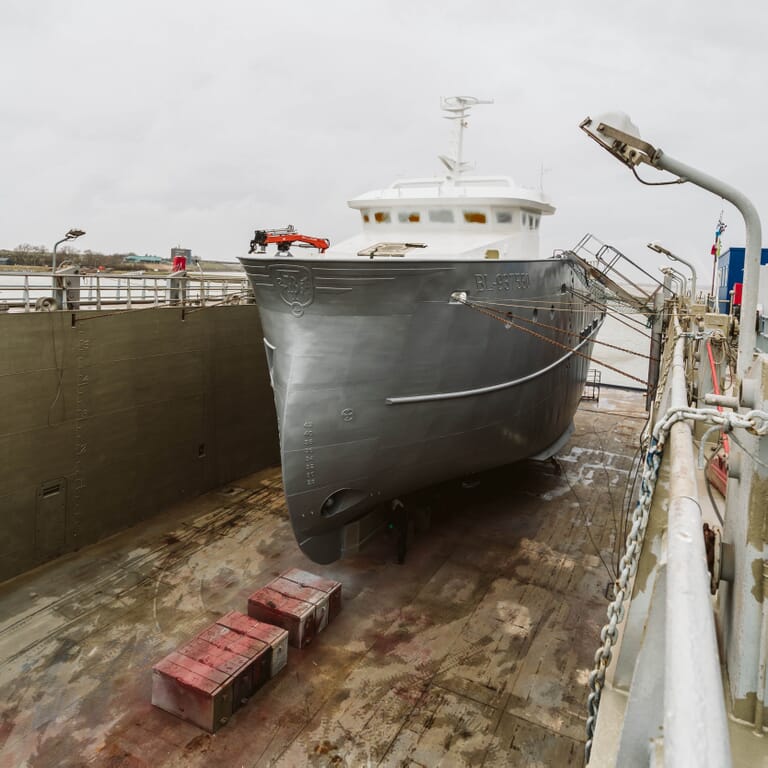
[
  {"left": 179, "top": 637, "right": 253, "bottom": 709},
  {"left": 217, "top": 611, "right": 289, "bottom": 677},
  {"left": 248, "top": 586, "right": 315, "bottom": 648},
  {"left": 268, "top": 576, "right": 330, "bottom": 633},
  {"left": 198, "top": 624, "right": 263, "bottom": 656},
  {"left": 152, "top": 655, "right": 232, "bottom": 732},
  {"left": 281, "top": 568, "right": 343, "bottom": 620},
  {"left": 197, "top": 624, "right": 271, "bottom": 690},
  {"left": 163, "top": 651, "right": 230, "bottom": 687}
]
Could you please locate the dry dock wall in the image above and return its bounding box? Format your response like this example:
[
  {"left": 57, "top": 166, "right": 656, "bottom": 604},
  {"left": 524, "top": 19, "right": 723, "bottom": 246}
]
[{"left": 0, "top": 305, "right": 279, "bottom": 583}]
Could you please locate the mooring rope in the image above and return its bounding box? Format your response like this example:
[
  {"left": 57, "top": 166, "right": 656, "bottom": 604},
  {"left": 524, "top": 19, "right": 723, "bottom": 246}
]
[
  {"left": 456, "top": 295, "right": 649, "bottom": 387},
  {"left": 470, "top": 298, "right": 659, "bottom": 362}
]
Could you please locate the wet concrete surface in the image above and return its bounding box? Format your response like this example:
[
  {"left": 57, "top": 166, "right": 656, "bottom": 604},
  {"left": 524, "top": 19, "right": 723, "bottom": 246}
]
[{"left": 0, "top": 390, "right": 646, "bottom": 767}]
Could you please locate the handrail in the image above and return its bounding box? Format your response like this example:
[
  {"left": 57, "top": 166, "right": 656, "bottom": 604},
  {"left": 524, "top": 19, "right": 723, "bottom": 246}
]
[
  {"left": 589, "top": 304, "right": 734, "bottom": 764},
  {"left": 0, "top": 270, "right": 254, "bottom": 312},
  {"left": 664, "top": 309, "right": 731, "bottom": 766}
]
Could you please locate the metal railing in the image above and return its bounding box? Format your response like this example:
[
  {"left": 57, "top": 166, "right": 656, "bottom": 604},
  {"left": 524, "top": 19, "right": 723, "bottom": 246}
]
[
  {"left": 570, "top": 233, "right": 664, "bottom": 312},
  {"left": 588, "top": 304, "right": 732, "bottom": 765},
  {"left": 0, "top": 269, "right": 254, "bottom": 313},
  {"left": 663, "top": 311, "right": 731, "bottom": 766}
]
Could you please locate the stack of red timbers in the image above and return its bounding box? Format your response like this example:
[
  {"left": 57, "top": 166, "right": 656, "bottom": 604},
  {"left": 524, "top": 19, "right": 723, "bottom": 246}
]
[{"left": 151, "top": 568, "right": 343, "bottom": 732}]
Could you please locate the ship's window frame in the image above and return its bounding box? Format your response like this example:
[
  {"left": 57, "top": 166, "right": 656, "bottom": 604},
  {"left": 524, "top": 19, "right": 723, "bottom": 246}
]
[
  {"left": 374, "top": 210, "right": 391, "bottom": 223},
  {"left": 463, "top": 211, "right": 487, "bottom": 224},
  {"left": 361, "top": 209, "right": 370, "bottom": 223},
  {"left": 521, "top": 211, "right": 540, "bottom": 230},
  {"left": 428, "top": 208, "right": 455, "bottom": 223},
  {"left": 495, "top": 209, "right": 514, "bottom": 224},
  {"left": 397, "top": 211, "right": 421, "bottom": 223}
]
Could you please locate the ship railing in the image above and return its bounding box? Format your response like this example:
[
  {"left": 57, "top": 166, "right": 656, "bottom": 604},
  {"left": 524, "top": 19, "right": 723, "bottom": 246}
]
[
  {"left": 657, "top": 309, "right": 731, "bottom": 766},
  {"left": 568, "top": 233, "right": 664, "bottom": 313},
  {"left": 0, "top": 269, "right": 254, "bottom": 313},
  {"left": 590, "top": 304, "right": 732, "bottom": 766}
]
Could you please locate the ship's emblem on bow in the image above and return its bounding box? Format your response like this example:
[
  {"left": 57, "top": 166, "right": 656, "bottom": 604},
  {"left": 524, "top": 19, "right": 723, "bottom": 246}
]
[{"left": 268, "top": 265, "right": 314, "bottom": 317}]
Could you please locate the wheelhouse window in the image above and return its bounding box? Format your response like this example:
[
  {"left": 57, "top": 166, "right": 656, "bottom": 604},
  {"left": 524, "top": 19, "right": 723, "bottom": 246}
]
[
  {"left": 495, "top": 209, "right": 514, "bottom": 224},
  {"left": 463, "top": 211, "right": 487, "bottom": 224},
  {"left": 521, "top": 211, "right": 540, "bottom": 230},
  {"left": 361, "top": 209, "right": 370, "bottom": 223},
  {"left": 374, "top": 210, "right": 391, "bottom": 223},
  {"left": 428, "top": 209, "right": 454, "bottom": 223},
  {"left": 397, "top": 211, "right": 421, "bottom": 223}
]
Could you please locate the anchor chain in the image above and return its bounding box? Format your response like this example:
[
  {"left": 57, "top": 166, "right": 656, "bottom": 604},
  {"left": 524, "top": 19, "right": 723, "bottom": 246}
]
[{"left": 584, "top": 404, "right": 768, "bottom": 762}]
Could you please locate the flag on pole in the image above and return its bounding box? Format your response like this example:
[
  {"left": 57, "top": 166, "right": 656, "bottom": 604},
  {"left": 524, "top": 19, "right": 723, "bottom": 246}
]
[{"left": 712, "top": 213, "right": 727, "bottom": 259}]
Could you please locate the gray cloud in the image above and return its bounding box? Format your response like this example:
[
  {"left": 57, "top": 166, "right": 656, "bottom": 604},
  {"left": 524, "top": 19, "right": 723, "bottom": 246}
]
[{"left": 1, "top": 0, "right": 765, "bottom": 277}]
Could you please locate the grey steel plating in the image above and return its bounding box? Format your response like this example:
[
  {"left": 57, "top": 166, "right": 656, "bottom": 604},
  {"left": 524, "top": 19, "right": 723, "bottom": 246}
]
[{"left": 240, "top": 255, "right": 605, "bottom": 564}]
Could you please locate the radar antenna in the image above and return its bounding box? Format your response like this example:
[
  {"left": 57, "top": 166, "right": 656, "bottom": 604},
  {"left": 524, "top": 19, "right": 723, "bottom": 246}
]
[{"left": 439, "top": 96, "right": 493, "bottom": 181}]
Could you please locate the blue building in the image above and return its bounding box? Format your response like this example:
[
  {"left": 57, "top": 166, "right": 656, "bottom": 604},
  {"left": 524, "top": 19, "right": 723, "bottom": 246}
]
[{"left": 715, "top": 247, "right": 768, "bottom": 313}]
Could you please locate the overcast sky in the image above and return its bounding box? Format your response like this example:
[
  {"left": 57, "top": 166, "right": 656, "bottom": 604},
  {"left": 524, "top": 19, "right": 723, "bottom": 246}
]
[{"left": 2, "top": 0, "right": 766, "bottom": 281}]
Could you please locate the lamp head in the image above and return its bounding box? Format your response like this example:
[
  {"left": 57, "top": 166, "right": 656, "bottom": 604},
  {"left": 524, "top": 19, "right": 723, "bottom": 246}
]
[
  {"left": 647, "top": 241, "right": 673, "bottom": 257},
  {"left": 580, "top": 112, "right": 660, "bottom": 169},
  {"left": 66, "top": 228, "right": 86, "bottom": 240}
]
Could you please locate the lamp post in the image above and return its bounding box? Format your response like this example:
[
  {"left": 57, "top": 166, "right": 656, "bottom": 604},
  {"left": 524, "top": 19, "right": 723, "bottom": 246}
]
[
  {"left": 648, "top": 241, "right": 697, "bottom": 301},
  {"left": 52, "top": 228, "right": 86, "bottom": 275},
  {"left": 580, "top": 113, "right": 761, "bottom": 380},
  {"left": 580, "top": 114, "right": 735, "bottom": 768}
]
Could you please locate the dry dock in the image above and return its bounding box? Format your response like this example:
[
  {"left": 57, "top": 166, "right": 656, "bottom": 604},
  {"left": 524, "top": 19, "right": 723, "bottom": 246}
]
[{"left": 0, "top": 390, "right": 645, "bottom": 768}]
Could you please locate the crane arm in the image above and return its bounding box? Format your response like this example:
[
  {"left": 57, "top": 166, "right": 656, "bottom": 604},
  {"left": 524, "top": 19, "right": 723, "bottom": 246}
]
[{"left": 249, "top": 227, "right": 330, "bottom": 254}]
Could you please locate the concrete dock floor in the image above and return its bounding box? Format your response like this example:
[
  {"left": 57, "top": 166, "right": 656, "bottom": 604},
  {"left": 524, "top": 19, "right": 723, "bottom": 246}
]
[{"left": 0, "top": 390, "right": 647, "bottom": 768}]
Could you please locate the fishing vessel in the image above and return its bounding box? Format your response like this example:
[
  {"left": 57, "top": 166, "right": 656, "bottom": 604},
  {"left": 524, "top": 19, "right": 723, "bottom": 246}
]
[{"left": 240, "top": 97, "right": 605, "bottom": 563}]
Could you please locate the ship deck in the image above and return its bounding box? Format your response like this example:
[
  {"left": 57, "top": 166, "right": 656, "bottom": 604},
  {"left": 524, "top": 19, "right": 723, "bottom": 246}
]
[{"left": 0, "top": 390, "right": 647, "bottom": 768}]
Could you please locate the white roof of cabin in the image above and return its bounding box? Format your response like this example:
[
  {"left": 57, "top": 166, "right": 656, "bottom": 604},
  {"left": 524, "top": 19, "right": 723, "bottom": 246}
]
[{"left": 348, "top": 175, "right": 555, "bottom": 215}]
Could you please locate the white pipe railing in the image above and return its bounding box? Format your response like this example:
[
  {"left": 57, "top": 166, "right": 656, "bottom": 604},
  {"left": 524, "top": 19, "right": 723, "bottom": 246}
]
[
  {"left": 0, "top": 270, "right": 253, "bottom": 312},
  {"left": 664, "top": 310, "right": 731, "bottom": 766}
]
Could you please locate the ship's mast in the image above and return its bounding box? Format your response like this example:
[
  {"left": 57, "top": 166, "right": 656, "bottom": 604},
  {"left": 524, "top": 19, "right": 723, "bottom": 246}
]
[{"left": 439, "top": 96, "right": 493, "bottom": 182}]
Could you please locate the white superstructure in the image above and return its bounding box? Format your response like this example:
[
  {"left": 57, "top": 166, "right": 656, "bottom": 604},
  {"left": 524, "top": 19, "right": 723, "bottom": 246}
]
[{"left": 330, "top": 97, "right": 555, "bottom": 261}]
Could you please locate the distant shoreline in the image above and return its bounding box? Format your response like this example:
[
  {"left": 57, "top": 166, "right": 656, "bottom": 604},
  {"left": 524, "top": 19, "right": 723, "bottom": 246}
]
[{"left": 0, "top": 260, "right": 244, "bottom": 274}]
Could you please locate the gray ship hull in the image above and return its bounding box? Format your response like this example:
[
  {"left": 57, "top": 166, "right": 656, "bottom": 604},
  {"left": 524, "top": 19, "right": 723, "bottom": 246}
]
[{"left": 240, "top": 255, "right": 604, "bottom": 563}]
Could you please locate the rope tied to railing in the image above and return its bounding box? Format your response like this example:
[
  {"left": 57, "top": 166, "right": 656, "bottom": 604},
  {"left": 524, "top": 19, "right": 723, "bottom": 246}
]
[{"left": 584, "top": 402, "right": 768, "bottom": 762}]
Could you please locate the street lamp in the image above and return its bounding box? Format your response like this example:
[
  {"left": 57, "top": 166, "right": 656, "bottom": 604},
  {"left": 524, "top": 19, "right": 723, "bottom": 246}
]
[
  {"left": 52, "top": 228, "right": 86, "bottom": 275},
  {"left": 580, "top": 113, "right": 761, "bottom": 379},
  {"left": 648, "top": 241, "right": 697, "bottom": 301}
]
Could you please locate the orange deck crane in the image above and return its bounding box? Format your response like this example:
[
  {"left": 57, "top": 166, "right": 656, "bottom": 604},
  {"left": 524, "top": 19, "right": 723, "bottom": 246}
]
[{"left": 249, "top": 226, "right": 330, "bottom": 254}]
